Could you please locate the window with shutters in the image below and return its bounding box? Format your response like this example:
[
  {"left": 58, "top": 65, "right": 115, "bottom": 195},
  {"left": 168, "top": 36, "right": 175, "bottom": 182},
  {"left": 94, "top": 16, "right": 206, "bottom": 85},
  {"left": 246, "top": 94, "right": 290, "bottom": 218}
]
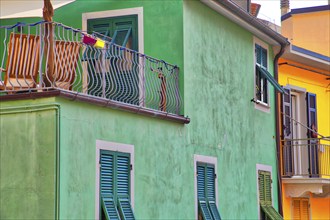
[
  {"left": 196, "top": 162, "right": 221, "bottom": 220},
  {"left": 257, "top": 167, "right": 283, "bottom": 220},
  {"left": 96, "top": 140, "right": 135, "bottom": 220},
  {"left": 255, "top": 43, "right": 269, "bottom": 105},
  {"left": 280, "top": 86, "right": 319, "bottom": 177},
  {"left": 292, "top": 198, "right": 310, "bottom": 220}
]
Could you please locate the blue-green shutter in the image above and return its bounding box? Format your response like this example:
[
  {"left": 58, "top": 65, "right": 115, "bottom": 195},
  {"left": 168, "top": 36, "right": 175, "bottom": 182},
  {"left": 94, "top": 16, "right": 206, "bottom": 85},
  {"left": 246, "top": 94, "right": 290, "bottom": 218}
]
[
  {"left": 116, "top": 154, "right": 135, "bottom": 219},
  {"left": 118, "top": 197, "right": 135, "bottom": 220},
  {"left": 197, "top": 164, "right": 213, "bottom": 220},
  {"left": 209, "top": 200, "right": 221, "bottom": 220},
  {"left": 206, "top": 166, "right": 221, "bottom": 220},
  {"left": 102, "top": 196, "right": 120, "bottom": 220},
  {"left": 100, "top": 151, "right": 120, "bottom": 219},
  {"left": 198, "top": 163, "right": 221, "bottom": 220},
  {"left": 101, "top": 151, "right": 114, "bottom": 196}
]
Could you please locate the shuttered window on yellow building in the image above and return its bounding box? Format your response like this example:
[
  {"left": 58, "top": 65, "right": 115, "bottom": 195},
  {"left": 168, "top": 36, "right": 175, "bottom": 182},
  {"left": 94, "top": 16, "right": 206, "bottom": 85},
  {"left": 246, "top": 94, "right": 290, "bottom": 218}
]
[{"left": 292, "top": 198, "right": 310, "bottom": 220}]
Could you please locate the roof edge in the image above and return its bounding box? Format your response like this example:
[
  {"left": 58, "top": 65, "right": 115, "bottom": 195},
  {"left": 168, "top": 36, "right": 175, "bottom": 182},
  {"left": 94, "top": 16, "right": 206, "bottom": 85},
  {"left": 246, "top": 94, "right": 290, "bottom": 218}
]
[
  {"left": 201, "top": 0, "right": 289, "bottom": 46},
  {"left": 281, "top": 5, "right": 330, "bottom": 22}
]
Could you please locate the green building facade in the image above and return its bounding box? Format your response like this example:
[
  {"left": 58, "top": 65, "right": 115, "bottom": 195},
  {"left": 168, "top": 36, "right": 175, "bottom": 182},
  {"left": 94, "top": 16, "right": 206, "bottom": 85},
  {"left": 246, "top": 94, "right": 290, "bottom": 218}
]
[{"left": 0, "top": 0, "right": 288, "bottom": 219}]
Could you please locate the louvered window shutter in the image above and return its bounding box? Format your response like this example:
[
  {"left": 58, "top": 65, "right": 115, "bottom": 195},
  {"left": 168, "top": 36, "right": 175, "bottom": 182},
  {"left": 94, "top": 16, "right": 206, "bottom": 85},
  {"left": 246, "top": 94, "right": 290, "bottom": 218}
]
[
  {"left": 197, "top": 163, "right": 221, "bottom": 220},
  {"left": 259, "top": 171, "right": 283, "bottom": 220},
  {"left": 116, "top": 154, "right": 135, "bottom": 220},
  {"left": 282, "top": 87, "right": 293, "bottom": 176},
  {"left": 206, "top": 166, "right": 221, "bottom": 220},
  {"left": 100, "top": 151, "right": 120, "bottom": 219},
  {"left": 306, "top": 93, "right": 319, "bottom": 176},
  {"left": 258, "top": 171, "right": 272, "bottom": 205},
  {"left": 293, "top": 199, "right": 309, "bottom": 220},
  {"left": 197, "top": 164, "right": 213, "bottom": 220},
  {"left": 301, "top": 199, "right": 309, "bottom": 220},
  {"left": 306, "top": 93, "right": 317, "bottom": 138}
]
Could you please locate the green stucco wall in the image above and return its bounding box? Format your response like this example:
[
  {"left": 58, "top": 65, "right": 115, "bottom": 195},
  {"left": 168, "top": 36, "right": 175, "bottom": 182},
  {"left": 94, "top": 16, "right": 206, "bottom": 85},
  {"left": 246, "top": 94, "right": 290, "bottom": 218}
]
[
  {"left": 0, "top": 0, "right": 281, "bottom": 219},
  {"left": 183, "top": 1, "right": 278, "bottom": 219},
  {"left": 0, "top": 100, "right": 57, "bottom": 219}
]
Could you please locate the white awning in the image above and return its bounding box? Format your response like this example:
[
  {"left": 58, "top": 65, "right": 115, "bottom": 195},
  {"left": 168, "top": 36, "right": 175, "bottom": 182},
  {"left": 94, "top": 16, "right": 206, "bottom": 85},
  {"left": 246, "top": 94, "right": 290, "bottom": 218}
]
[{"left": 0, "top": 0, "right": 75, "bottom": 19}]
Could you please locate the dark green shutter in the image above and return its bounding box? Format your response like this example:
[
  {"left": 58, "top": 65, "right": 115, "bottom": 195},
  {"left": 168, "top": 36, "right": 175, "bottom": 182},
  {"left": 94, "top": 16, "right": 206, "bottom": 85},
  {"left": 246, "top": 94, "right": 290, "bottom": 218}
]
[
  {"left": 101, "top": 196, "right": 120, "bottom": 220},
  {"left": 116, "top": 154, "right": 130, "bottom": 197},
  {"left": 116, "top": 153, "right": 135, "bottom": 220},
  {"left": 100, "top": 151, "right": 114, "bottom": 196},
  {"left": 118, "top": 197, "right": 135, "bottom": 220},
  {"left": 197, "top": 163, "right": 221, "bottom": 220},
  {"left": 100, "top": 151, "right": 120, "bottom": 219},
  {"left": 197, "top": 164, "right": 213, "bottom": 220}
]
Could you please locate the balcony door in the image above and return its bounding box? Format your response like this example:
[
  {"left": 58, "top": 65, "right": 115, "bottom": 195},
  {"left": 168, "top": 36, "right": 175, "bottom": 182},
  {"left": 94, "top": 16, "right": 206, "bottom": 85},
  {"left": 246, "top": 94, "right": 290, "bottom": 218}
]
[
  {"left": 86, "top": 15, "right": 140, "bottom": 105},
  {"left": 291, "top": 92, "right": 309, "bottom": 177}
]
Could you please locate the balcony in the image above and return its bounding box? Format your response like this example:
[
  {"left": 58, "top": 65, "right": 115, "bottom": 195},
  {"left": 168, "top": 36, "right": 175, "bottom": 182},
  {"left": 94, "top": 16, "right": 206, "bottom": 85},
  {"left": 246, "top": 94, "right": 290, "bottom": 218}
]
[
  {"left": 282, "top": 138, "right": 330, "bottom": 197},
  {"left": 0, "top": 21, "right": 187, "bottom": 122}
]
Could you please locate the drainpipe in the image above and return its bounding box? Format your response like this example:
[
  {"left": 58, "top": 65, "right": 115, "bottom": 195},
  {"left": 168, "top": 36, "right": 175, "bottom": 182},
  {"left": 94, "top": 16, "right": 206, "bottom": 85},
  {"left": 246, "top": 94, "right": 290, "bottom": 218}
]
[{"left": 274, "top": 44, "right": 287, "bottom": 216}]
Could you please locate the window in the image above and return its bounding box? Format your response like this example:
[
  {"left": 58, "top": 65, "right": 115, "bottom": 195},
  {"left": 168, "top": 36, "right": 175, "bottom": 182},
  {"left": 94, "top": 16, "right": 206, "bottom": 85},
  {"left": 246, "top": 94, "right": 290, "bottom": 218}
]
[
  {"left": 257, "top": 168, "right": 283, "bottom": 220},
  {"left": 96, "top": 140, "right": 135, "bottom": 220},
  {"left": 196, "top": 161, "right": 221, "bottom": 220},
  {"left": 292, "top": 198, "right": 310, "bottom": 220},
  {"left": 86, "top": 15, "right": 139, "bottom": 104},
  {"left": 194, "top": 155, "right": 221, "bottom": 220},
  {"left": 281, "top": 87, "right": 319, "bottom": 177},
  {"left": 82, "top": 8, "right": 144, "bottom": 106},
  {"left": 255, "top": 43, "right": 269, "bottom": 105}
]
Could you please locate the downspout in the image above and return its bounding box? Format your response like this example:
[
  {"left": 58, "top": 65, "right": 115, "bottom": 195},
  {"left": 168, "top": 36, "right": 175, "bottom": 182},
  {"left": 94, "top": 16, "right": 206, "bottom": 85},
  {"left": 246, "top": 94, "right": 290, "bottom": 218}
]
[{"left": 274, "top": 44, "right": 287, "bottom": 216}]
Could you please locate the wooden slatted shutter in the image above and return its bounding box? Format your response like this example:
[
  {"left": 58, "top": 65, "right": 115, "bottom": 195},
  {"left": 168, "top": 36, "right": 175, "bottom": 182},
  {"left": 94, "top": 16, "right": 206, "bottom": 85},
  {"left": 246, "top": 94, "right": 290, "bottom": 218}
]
[
  {"left": 306, "top": 93, "right": 319, "bottom": 177},
  {"left": 301, "top": 199, "right": 309, "bottom": 220},
  {"left": 100, "top": 151, "right": 120, "bottom": 219},
  {"left": 197, "top": 164, "right": 213, "bottom": 220},
  {"left": 206, "top": 166, "right": 221, "bottom": 220},
  {"left": 102, "top": 196, "right": 120, "bottom": 220},
  {"left": 118, "top": 197, "right": 135, "bottom": 220},
  {"left": 116, "top": 153, "right": 135, "bottom": 220},
  {"left": 292, "top": 198, "right": 310, "bottom": 220}
]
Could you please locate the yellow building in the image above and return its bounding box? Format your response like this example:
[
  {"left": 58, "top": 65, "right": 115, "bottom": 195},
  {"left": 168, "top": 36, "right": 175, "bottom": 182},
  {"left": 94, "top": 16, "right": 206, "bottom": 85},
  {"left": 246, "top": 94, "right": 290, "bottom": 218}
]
[{"left": 278, "top": 5, "right": 330, "bottom": 220}]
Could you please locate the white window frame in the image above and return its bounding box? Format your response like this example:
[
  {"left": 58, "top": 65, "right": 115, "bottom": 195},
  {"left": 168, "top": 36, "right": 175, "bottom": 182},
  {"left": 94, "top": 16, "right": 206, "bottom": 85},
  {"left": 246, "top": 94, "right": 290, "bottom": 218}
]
[
  {"left": 194, "top": 154, "right": 218, "bottom": 220},
  {"left": 253, "top": 37, "right": 270, "bottom": 113},
  {"left": 256, "top": 164, "right": 273, "bottom": 220},
  {"left": 95, "top": 140, "right": 135, "bottom": 220}
]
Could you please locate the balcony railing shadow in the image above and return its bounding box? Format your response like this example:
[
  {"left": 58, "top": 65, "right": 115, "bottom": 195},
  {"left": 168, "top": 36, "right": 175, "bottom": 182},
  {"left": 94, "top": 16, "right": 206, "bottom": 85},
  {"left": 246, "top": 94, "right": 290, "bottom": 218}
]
[
  {"left": 282, "top": 138, "right": 330, "bottom": 179},
  {"left": 0, "top": 21, "right": 182, "bottom": 115}
]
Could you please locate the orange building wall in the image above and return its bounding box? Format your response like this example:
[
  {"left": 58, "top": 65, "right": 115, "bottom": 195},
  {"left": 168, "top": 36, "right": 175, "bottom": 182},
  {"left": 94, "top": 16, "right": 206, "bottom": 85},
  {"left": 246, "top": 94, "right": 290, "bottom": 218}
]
[
  {"left": 281, "top": 10, "right": 330, "bottom": 57},
  {"left": 282, "top": 190, "right": 330, "bottom": 220}
]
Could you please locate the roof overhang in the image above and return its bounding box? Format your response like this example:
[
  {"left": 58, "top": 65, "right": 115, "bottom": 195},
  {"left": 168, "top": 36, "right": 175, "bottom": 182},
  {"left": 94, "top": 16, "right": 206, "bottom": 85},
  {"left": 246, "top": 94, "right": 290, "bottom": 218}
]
[
  {"left": 200, "top": 0, "right": 289, "bottom": 47},
  {"left": 0, "top": 0, "right": 76, "bottom": 19},
  {"left": 282, "top": 45, "right": 330, "bottom": 72}
]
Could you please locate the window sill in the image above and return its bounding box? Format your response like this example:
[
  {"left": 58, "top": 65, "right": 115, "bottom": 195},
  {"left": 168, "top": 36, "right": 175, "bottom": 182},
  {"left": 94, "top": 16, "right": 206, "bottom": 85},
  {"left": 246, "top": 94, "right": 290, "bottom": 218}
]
[{"left": 254, "top": 99, "right": 270, "bottom": 113}]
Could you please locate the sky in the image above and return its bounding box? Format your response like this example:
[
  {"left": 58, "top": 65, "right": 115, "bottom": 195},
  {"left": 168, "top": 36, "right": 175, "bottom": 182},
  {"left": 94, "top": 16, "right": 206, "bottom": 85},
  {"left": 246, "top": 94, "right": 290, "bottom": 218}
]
[{"left": 252, "top": 0, "right": 329, "bottom": 25}]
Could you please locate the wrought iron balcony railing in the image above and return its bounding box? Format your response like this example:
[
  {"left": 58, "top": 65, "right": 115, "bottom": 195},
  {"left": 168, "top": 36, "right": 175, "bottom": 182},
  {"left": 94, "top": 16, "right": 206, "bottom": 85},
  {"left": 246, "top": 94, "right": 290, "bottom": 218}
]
[
  {"left": 0, "top": 21, "right": 182, "bottom": 115},
  {"left": 282, "top": 138, "right": 330, "bottom": 178}
]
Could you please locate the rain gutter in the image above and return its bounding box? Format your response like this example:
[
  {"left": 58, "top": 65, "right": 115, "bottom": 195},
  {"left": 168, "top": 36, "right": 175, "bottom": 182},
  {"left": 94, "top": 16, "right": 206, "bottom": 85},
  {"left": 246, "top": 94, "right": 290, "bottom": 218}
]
[{"left": 201, "top": 0, "right": 289, "bottom": 46}]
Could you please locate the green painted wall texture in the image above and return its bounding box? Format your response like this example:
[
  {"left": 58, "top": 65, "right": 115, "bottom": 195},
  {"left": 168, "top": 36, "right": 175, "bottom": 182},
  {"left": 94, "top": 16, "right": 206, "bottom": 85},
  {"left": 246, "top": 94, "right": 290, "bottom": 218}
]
[
  {"left": 0, "top": 103, "right": 57, "bottom": 219},
  {"left": 0, "top": 0, "right": 280, "bottom": 219}
]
